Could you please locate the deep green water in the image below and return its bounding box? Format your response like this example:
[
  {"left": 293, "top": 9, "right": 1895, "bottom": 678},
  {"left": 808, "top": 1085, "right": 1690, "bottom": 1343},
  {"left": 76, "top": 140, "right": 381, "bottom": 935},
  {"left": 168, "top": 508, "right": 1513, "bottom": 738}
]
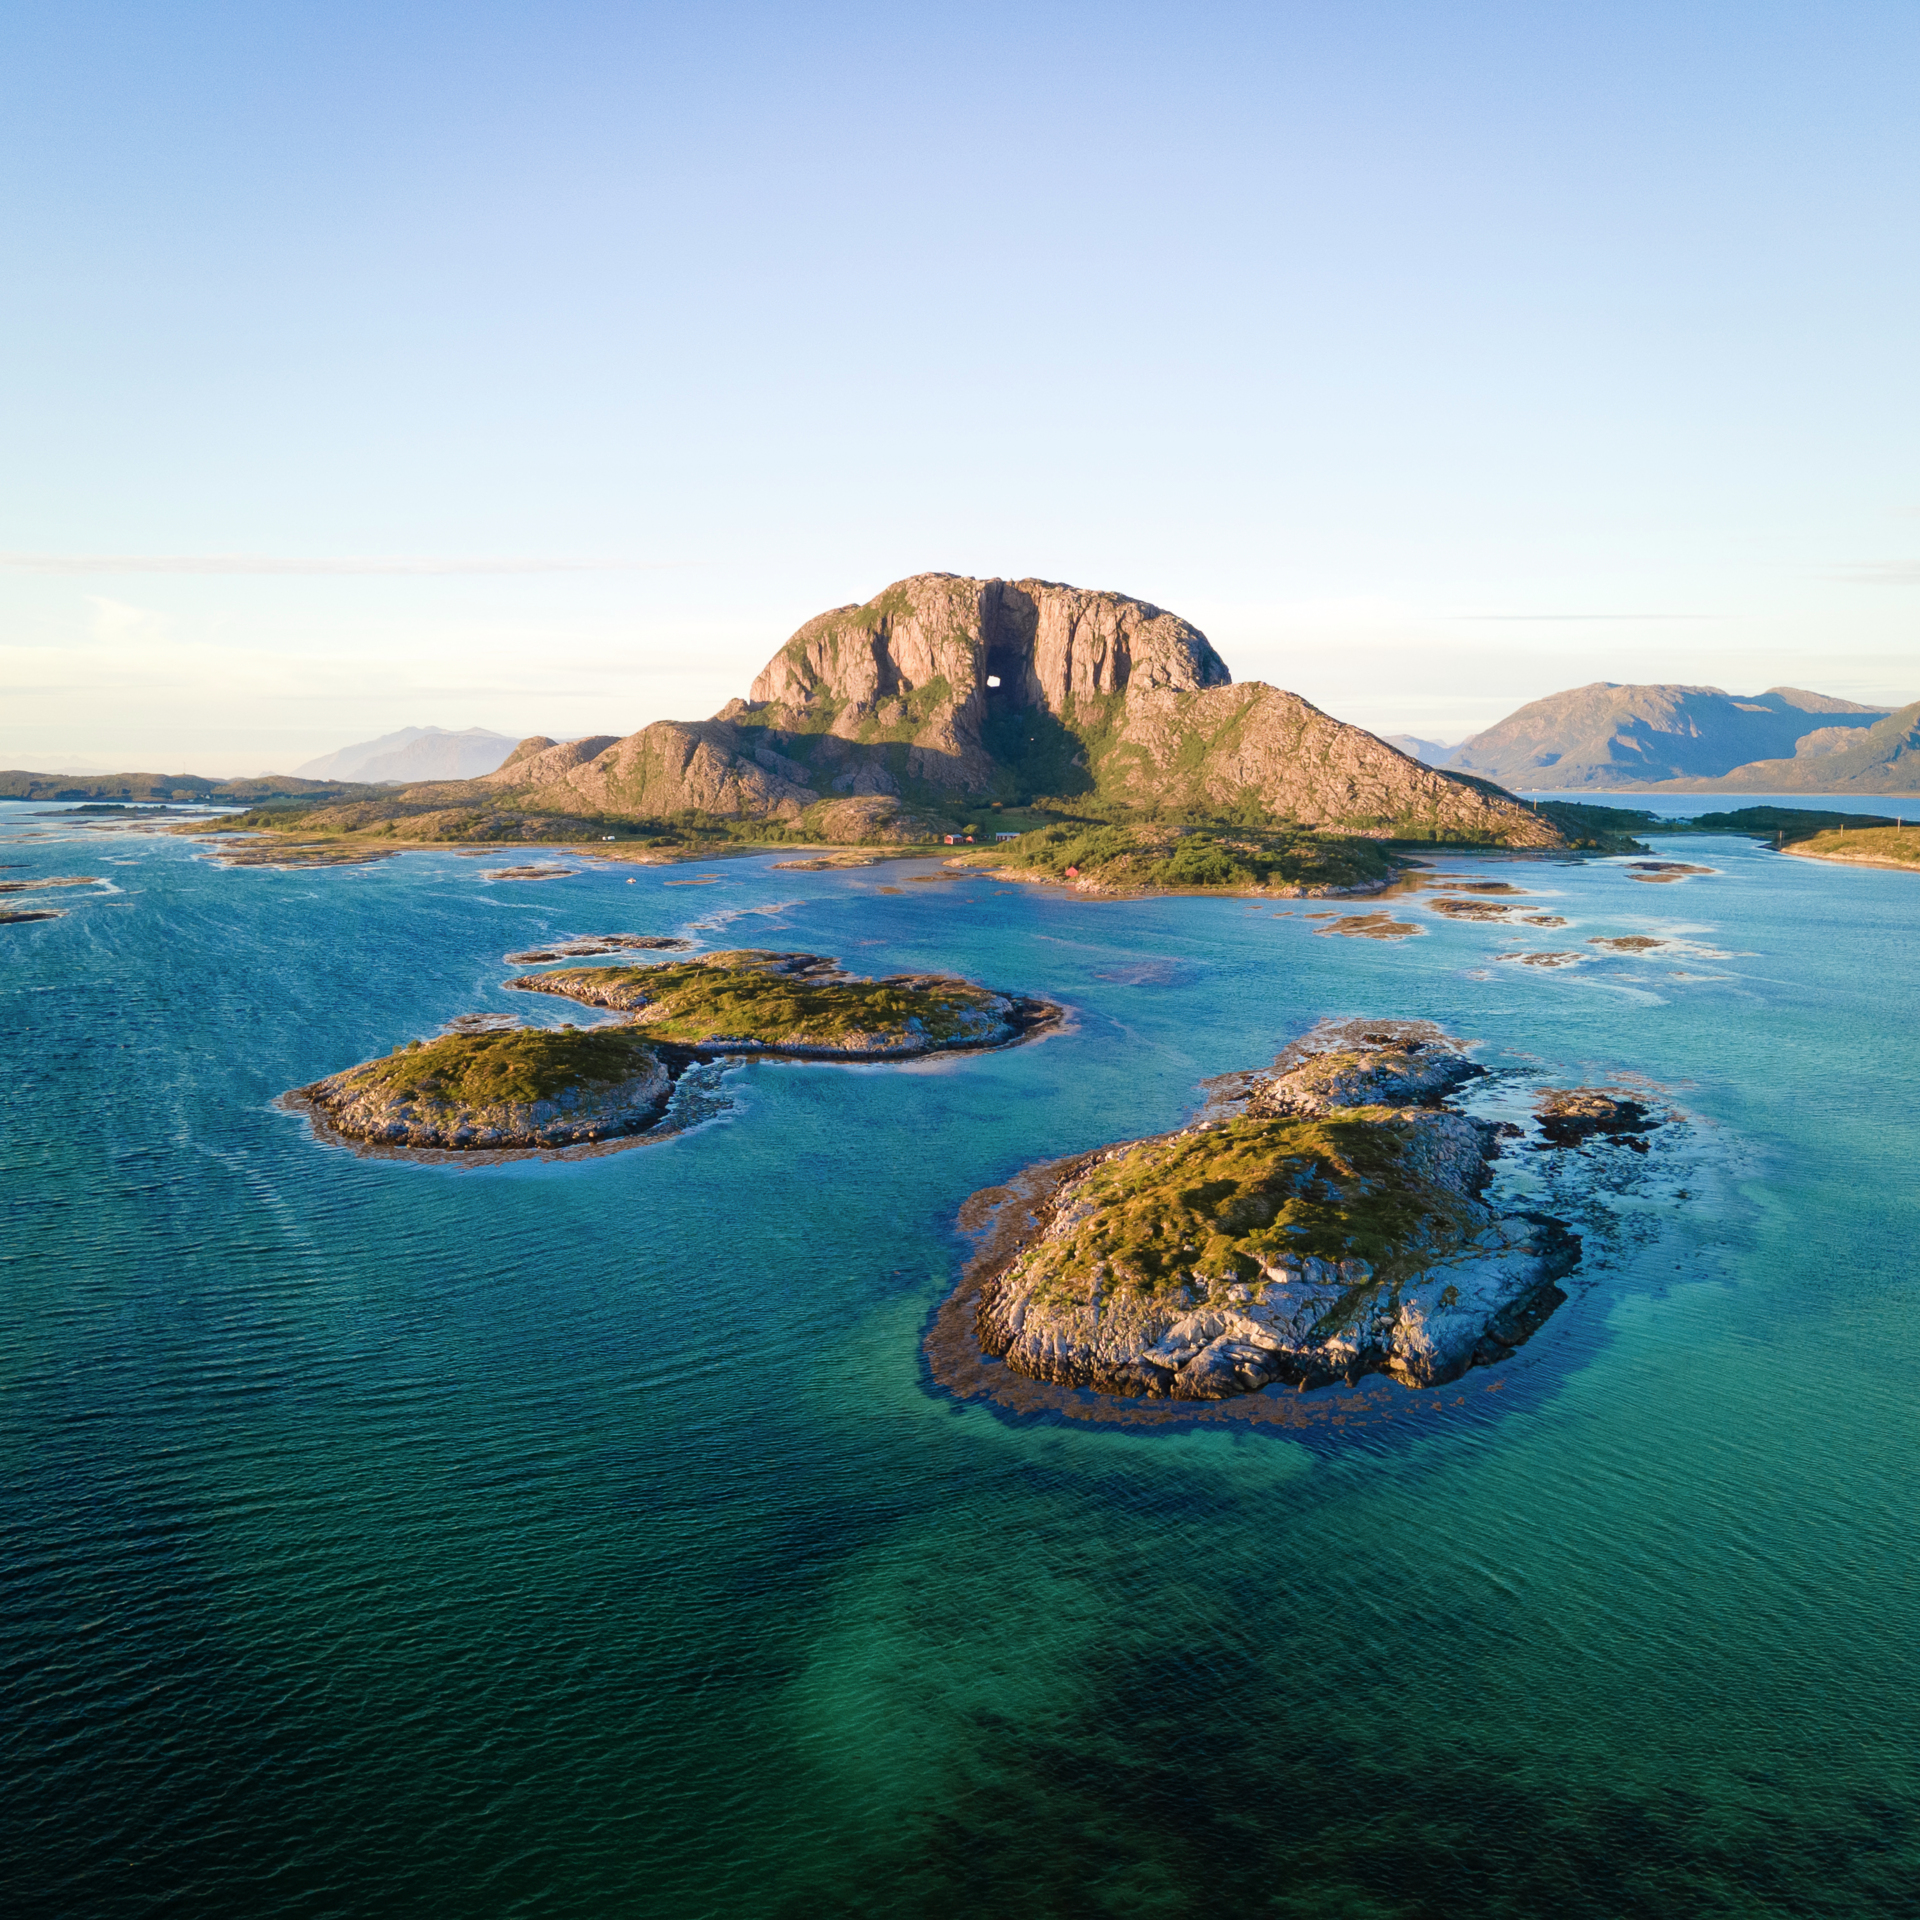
[{"left": 4, "top": 809, "right": 1917, "bottom": 1917}]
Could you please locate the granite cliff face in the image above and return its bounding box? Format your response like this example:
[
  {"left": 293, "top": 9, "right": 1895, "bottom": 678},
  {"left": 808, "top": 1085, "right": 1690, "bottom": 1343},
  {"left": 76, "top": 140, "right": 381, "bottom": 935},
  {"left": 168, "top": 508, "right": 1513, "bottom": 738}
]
[{"left": 488, "top": 572, "right": 1558, "bottom": 844}]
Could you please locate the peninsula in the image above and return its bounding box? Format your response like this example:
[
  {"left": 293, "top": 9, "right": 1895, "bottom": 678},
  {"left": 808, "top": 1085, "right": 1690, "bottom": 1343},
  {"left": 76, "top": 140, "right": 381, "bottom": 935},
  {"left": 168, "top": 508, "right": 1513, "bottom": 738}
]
[
  {"left": 960, "top": 1023, "right": 1593, "bottom": 1400},
  {"left": 1782, "top": 823, "right": 1920, "bottom": 873}
]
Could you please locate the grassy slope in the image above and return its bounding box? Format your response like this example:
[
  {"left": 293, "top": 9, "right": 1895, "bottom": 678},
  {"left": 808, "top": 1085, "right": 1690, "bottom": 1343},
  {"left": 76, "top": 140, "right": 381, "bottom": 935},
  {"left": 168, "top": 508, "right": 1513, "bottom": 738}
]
[
  {"left": 1022, "top": 1113, "right": 1471, "bottom": 1308},
  {"left": 1787, "top": 824, "right": 1920, "bottom": 868},
  {"left": 329, "top": 1027, "right": 661, "bottom": 1109},
  {"left": 514, "top": 952, "right": 1000, "bottom": 1046}
]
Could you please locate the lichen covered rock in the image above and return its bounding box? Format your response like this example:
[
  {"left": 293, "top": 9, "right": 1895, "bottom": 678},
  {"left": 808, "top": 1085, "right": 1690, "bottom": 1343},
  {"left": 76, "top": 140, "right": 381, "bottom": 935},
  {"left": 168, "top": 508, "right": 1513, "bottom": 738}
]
[
  {"left": 506, "top": 948, "right": 1050, "bottom": 1057},
  {"left": 298, "top": 1025, "right": 673, "bottom": 1149},
  {"left": 977, "top": 1025, "right": 1578, "bottom": 1397}
]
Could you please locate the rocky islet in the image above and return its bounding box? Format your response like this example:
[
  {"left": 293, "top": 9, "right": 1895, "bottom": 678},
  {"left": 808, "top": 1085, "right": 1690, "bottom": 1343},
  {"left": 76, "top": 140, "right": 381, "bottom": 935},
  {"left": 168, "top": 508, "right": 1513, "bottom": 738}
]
[
  {"left": 506, "top": 949, "right": 1053, "bottom": 1056},
  {"left": 290, "top": 948, "right": 1061, "bottom": 1152},
  {"left": 502, "top": 933, "right": 693, "bottom": 963},
  {"left": 952, "top": 1022, "right": 1670, "bottom": 1403}
]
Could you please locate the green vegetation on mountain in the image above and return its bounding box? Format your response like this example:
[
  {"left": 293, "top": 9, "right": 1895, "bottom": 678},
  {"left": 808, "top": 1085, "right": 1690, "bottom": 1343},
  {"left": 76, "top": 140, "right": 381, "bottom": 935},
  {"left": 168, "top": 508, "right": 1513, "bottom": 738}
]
[
  {"left": 1686, "top": 805, "right": 1899, "bottom": 839},
  {"left": 1519, "top": 801, "right": 1649, "bottom": 851},
  {"left": 981, "top": 819, "right": 1399, "bottom": 892}
]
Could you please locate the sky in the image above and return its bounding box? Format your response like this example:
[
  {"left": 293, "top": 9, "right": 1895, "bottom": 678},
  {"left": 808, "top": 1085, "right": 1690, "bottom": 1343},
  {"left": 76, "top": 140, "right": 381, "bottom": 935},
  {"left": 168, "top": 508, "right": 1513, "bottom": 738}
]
[{"left": 3, "top": 0, "right": 1918, "bottom": 774}]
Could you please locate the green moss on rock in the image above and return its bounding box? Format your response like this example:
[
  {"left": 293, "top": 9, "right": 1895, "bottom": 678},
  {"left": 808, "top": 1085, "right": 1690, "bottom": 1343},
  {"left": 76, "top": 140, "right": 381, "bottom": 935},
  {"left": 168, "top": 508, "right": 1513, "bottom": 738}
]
[
  {"left": 1020, "top": 1112, "right": 1476, "bottom": 1310},
  {"left": 337, "top": 1025, "right": 661, "bottom": 1108},
  {"left": 508, "top": 949, "right": 1033, "bottom": 1053}
]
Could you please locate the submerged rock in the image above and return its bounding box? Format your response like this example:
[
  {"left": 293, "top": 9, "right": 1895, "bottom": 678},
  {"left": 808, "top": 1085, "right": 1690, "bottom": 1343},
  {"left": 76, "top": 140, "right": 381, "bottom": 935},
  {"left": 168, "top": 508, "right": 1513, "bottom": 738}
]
[
  {"left": 974, "top": 1022, "right": 1579, "bottom": 1398},
  {"left": 1536, "top": 1089, "right": 1660, "bottom": 1149}
]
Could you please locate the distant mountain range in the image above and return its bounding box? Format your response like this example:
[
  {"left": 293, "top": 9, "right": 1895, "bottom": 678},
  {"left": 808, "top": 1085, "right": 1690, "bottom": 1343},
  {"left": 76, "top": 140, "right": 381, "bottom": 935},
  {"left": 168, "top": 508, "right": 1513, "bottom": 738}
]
[
  {"left": 1383, "top": 734, "right": 1453, "bottom": 766},
  {"left": 1414, "top": 684, "right": 1917, "bottom": 793},
  {"left": 294, "top": 726, "right": 519, "bottom": 783}
]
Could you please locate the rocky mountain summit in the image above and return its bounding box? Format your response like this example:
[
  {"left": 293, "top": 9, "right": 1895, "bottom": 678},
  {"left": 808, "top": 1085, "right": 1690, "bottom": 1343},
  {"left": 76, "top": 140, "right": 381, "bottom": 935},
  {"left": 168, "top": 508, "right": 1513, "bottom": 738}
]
[{"left": 485, "top": 573, "right": 1558, "bottom": 845}]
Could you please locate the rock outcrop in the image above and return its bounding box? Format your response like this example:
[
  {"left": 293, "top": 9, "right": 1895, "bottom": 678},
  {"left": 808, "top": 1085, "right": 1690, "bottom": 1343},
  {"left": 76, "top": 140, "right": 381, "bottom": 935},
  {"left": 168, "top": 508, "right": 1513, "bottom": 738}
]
[
  {"left": 974, "top": 1022, "right": 1580, "bottom": 1397},
  {"left": 484, "top": 572, "right": 1559, "bottom": 845}
]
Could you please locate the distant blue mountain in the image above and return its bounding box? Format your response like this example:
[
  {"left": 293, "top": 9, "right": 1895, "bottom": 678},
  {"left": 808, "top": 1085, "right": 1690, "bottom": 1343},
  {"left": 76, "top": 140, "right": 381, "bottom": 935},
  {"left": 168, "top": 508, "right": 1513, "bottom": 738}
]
[{"left": 293, "top": 726, "right": 519, "bottom": 784}]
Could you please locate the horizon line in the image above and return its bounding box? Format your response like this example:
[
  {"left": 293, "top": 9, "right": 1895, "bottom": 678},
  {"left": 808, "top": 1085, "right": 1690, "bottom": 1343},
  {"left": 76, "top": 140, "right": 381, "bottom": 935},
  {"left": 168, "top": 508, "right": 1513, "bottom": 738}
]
[{"left": 0, "top": 553, "right": 680, "bottom": 577}]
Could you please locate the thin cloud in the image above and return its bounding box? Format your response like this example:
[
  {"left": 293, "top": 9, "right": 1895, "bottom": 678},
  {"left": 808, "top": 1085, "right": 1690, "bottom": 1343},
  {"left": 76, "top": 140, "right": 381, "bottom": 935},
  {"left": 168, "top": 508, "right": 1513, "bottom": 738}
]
[
  {"left": 1834, "top": 562, "right": 1920, "bottom": 585},
  {"left": 1450, "top": 612, "right": 1717, "bottom": 623},
  {"left": 0, "top": 553, "right": 671, "bottom": 576}
]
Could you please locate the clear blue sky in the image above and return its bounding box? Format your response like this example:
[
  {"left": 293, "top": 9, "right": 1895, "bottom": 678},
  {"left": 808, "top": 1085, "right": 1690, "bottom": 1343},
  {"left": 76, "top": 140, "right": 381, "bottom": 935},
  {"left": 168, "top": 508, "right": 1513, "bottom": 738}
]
[{"left": 4, "top": 1, "right": 1917, "bottom": 772}]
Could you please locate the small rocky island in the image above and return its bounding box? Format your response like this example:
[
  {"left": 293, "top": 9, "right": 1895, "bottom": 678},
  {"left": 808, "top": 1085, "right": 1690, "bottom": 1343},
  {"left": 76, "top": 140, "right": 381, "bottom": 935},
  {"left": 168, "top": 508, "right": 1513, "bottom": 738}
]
[
  {"left": 966, "top": 1023, "right": 1586, "bottom": 1400},
  {"left": 292, "top": 949, "right": 1059, "bottom": 1151},
  {"left": 507, "top": 948, "right": 1053, "bottom": 1056},
  {"left": 294, "top": 1024, "right": 675, "bottom": 1149}
]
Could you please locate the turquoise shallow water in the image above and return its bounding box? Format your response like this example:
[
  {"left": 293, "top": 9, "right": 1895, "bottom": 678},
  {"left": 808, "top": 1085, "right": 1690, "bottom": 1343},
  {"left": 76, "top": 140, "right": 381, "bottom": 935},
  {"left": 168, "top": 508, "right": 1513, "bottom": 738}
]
[{"left": 3, "top": 810, "right": 1918, "bottom": 1917}]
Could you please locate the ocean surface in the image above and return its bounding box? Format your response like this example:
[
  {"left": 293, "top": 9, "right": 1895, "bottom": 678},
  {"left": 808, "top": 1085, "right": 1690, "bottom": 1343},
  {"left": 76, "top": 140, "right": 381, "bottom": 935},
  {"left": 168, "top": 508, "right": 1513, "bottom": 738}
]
[
  {"left": 4, "top": 805, "right": 1917, "bottom": 1918},
  {"left": 1516, "top": 787, "right": 1917, "bottom": 816}
]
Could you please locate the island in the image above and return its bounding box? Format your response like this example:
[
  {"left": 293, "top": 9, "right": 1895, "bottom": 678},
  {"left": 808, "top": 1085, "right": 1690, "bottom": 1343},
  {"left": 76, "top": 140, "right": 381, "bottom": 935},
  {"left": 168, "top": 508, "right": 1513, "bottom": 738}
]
[
  {"left": 957, "top": 1022, "right": 1595, "bottom": 1401},
  {"left": 505, "top": 948, "right": 1057, "bottom": 1056},
  {"left": 0, "top": 874, "right": 103, "bottom": 894},
  {"left": 289, "top": 949, "right": 1061, "bottom": 1152},
  {"left": 292, "top": 1024, "right": 675, "bottom": 1149}
]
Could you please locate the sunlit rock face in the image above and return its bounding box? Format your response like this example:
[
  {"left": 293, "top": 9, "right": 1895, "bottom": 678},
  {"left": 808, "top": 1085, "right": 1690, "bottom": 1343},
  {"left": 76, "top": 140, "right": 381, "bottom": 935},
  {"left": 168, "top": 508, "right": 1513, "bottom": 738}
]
[
  {"left": 486, "top": 572, "right": 1560, "bottom": 844},
  {"left": 976, "top": 1024, "right": 1584, "bottom": 1399}
]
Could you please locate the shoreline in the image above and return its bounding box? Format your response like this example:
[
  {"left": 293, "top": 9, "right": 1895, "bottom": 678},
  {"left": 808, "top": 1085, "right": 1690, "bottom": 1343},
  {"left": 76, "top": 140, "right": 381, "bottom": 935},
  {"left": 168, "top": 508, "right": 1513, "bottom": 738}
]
[
  {"left": 926, "top": 1023, "right": 1598, "bottom": 1419},
  {"left": 285, "top": 994, "right": 1067, "bottom": 1161},
  {"left": 924, "top": 1150, "right": 1455, "bottom": 1433},
  {"left": 1782, "top": 844, "right": 1920, "bottom": 874}
]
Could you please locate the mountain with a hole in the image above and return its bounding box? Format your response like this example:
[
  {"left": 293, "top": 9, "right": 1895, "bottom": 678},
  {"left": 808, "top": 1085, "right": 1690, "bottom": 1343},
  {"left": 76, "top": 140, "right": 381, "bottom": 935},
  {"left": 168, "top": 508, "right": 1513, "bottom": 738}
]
[{"left": 203, "top": 574, "right": 1619, "bottom": 863}]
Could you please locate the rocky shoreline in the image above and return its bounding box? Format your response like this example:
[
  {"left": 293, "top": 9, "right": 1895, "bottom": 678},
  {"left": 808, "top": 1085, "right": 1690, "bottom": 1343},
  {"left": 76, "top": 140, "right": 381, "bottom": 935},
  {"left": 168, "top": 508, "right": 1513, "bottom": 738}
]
[
  {"left": 932, "top": 1021, "right": 1644, "bottom": 1408},
  {"left": 504, "top": 949, "right": 1062, "bottom": 1059},
  {"left": 289, "top": 948, "right": 1064, "bottom": 1155},
  {"left": 285, "top": 1056, "right": 678, "bottom": 1151}
]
